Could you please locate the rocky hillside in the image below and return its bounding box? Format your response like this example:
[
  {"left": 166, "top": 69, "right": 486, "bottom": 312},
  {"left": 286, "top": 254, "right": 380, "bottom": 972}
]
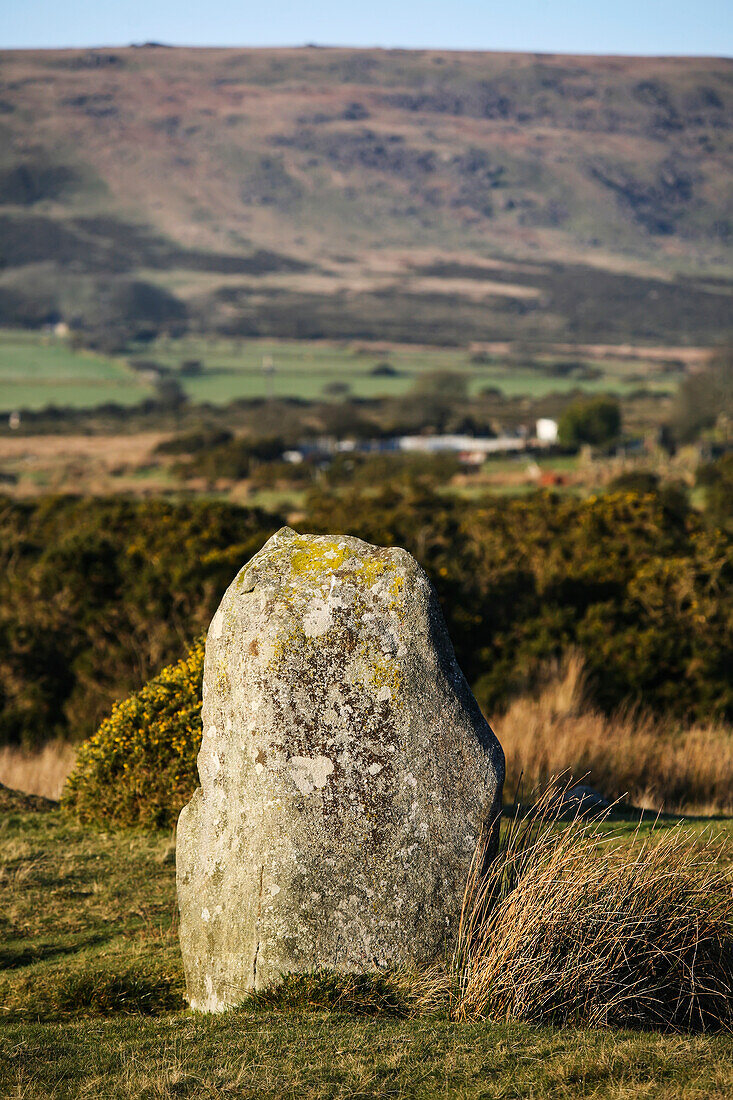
[{"left": 0, "top": 46, "right": 731, "bottom": 345}]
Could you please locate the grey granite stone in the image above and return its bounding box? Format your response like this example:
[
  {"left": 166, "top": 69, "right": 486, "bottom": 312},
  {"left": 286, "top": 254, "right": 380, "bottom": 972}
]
[{"left": 177, "top": 527, "right": 504, "bottom": 1012}]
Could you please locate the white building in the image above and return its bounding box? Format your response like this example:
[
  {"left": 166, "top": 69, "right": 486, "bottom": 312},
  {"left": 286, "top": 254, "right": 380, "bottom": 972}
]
[
  {"left": 399, "top": 434, "right": 526, "bottom": 455},
  {"left": 536, "top": 418, "right": 559, "bottom": 444}
]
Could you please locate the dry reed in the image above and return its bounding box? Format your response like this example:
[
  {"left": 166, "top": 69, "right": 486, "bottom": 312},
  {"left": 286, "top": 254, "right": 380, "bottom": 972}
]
[
  {"left": 495, "top": 654, "right": 733, "bottom": 814},
  {"left": 0, "top": 740, "right": 77, "bottom": 801},
  {"left": 453, "top": 784, "right": 733, "bottom": 1031}
]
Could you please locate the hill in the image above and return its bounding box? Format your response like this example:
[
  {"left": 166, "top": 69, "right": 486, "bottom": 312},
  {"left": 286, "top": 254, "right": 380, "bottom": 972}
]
[{"left": 0, "top": 46, "right": 731, "bottom": 345}]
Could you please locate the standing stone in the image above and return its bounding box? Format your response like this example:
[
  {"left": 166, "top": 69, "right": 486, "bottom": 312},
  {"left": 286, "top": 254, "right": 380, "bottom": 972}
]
[{"left": 177, "top": 527, "right": 504, "bottom": 1012}]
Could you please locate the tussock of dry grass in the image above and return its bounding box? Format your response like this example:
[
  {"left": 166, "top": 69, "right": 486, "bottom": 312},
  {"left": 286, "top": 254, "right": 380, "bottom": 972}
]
[
  {"left": 495, "top": 655, "right": 733, "bottom": 814},
  {"left": 0, "top": 740, "right": 76, "bottom": 801},
  {"left": 454, "top": 786, "right": 733, "bottom": 1031}
]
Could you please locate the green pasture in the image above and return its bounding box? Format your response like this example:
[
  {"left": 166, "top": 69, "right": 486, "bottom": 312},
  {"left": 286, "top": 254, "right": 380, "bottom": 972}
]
[
  {"left": 0, "top": 328, "right": 680, "bottom": 413},
  {"left": 143, "top": 335, "right": 679, "bottom": 404},
  {"left": 1, "top": 801, "right": 731, "bottom": 1099},
  {"left": 0, "top": 330, "right": 150, "bottom": 412}
]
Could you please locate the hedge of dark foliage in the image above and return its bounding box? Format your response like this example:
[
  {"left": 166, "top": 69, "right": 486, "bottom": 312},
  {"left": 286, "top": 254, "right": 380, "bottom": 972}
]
[{"left": 2, "top": 484, "right": 732, "bottom": 748}]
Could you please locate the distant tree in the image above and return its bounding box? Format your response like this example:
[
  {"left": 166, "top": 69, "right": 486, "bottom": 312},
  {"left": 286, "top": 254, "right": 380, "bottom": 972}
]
[
  {"left": 558, "top": 396, "right": 621, "bottom": 448},
  {"left": 698, "top": 453, "right": 733, "bottom": 531},
  {"left": 412, "top": 370, "right": 470, "bottom": 401},
  {"left": 607, "top": 471, "right": 659, "bottom": 494},
  {"left": 154, "top": 377, "right": 187, "bottom": 410},
  {"left": 668, "top": 348, "right": 733, "bottom": 444},
  {"left": 406, "top": 370, "right": 471, "bottom": 432}
]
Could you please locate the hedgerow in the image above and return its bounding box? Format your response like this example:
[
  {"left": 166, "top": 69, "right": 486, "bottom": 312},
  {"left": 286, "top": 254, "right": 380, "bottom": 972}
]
[
  {"left": 4, "top": 486, "right": 733, "bottom": 756},
  {"left": 0, "top": 495, "right": 278, "bottom": 748},
  {"left": 62, "top": 638, "right": 204, "bottom": 829}
]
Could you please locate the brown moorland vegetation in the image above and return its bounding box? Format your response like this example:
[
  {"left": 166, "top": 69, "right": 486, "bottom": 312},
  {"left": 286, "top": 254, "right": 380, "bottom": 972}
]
[
  {"left": 499, "top": 655, "right": 733, "bottom": 815},
  {"left": 0, "top": 48, "right": 731, "bottom": 345}
]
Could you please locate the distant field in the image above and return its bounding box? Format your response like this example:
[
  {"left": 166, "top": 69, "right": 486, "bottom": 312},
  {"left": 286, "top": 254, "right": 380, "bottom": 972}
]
[
  {"left": 0, "top": 329, "right": 682, "bottom": 413},
  {"left": 0, "top": 330, "right": 149, "bottom": 411},
  {"left": 137, "top": 335, "right": 683, "bottom": 404}
]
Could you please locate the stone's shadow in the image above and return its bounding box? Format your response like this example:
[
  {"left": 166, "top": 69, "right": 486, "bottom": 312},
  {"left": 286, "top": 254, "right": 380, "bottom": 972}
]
[{"left": 0, "top": 933, "right": 110, "bottom": 971}]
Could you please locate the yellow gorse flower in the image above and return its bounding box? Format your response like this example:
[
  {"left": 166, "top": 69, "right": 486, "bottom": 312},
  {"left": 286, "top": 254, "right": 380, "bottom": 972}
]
[{"left": 62, "top": 637, "right": 205, "bottom": 830}]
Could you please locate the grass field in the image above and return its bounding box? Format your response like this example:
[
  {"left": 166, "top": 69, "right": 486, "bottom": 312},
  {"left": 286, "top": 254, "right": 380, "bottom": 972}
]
[
  {"left": 0, "top": 328, "right": 682, "bottom": 413},
  {"left": 132, "top": 335, "right": 683, "bottom": 404},
  {"left": 0, "top": 331, "right": 151, "bottom": 411},
  {"left": 2, "top": 797, "right": 731, "bottom": 1099}
]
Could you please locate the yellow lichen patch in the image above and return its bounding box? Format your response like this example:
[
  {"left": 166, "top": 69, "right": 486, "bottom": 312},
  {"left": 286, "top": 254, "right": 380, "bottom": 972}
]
[
  {"left": 387, "top": 575, "right": 406, "bottom": 616},
  {"left": 214, "top": 659, "right": 230, "bottom": 696},
  {"left": 356, "top": 639, "right": 404, "bottom": 705},
  {"left": 259, "top": 535, "right": 407, "bottom": 680},
  {"left": 349, "top": 556, "right": 392, "bottom": 589},
  {"left": 285, "top": 536, "right": 399, "bottom": 595},
  {"left": 288, "top": 536, "right": 349, "bottom": 584}
]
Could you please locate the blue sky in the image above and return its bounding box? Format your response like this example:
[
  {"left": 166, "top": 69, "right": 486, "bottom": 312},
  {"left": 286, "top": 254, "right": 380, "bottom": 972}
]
[{"left": 2, "top": 0, "right": 732, "bottom": 56}]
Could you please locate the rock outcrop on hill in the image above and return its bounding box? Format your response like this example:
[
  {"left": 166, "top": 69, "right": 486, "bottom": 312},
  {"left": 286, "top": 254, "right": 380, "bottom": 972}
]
[{"left": 177, "top": 527, "right": 504, "bottom": 1012}]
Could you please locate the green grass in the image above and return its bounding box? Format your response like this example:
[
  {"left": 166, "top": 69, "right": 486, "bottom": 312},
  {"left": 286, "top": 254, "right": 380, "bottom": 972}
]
[
  {"left": 2, "top": 802, "right": 731, "bottom": 1098},
  {"left": 240, "top": 487, "right": 306, "bottom": 511},
  {"left": 5, "top": 1015, "right": 733, "bottom": 1099},
  {"left": 138, "top": 335, "right": 680, "bottom": 405},
  {"left": 0, "top": 327, "right": 681, "bottom": 414},
  {"left": 0, "top": 330, "right": 150, "bottom": 411}
]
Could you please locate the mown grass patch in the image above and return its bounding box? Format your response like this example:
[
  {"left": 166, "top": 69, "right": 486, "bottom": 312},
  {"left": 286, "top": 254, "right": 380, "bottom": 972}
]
[{"left": 0, "top": 804, "right": 182, "bottom": 1025}]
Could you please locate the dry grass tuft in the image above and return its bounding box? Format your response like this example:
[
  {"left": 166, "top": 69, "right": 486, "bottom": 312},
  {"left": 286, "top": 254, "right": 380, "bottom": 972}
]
[
  {"left": 454, "top": 785, "right": 733, "bottom": 1031},
  {"left": 0, "top": 739, "right": 77, "bottom": 801},
  {"left": 495, "top": 654, "right": 733, "bottom": 814},
  {"left": 240, "top": 797, "right": 733, "bottom": 1034}
]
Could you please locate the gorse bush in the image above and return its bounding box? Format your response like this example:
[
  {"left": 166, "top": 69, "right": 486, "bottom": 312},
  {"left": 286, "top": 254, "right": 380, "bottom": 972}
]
[
  {"left": 699, "top": 453, "right": 733, "bottom": 533},
  {"left": 62, "top": 638, "right": 204, "bottom": 829},
  {"left": 0, "top": 495, "right": 278, "bottom": 748},
  {"left": 308, "top": 484, "right": 733, "bottom": 721},
  {"left": 4, "top": 487, "right": 733, "bottom": 751}
]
